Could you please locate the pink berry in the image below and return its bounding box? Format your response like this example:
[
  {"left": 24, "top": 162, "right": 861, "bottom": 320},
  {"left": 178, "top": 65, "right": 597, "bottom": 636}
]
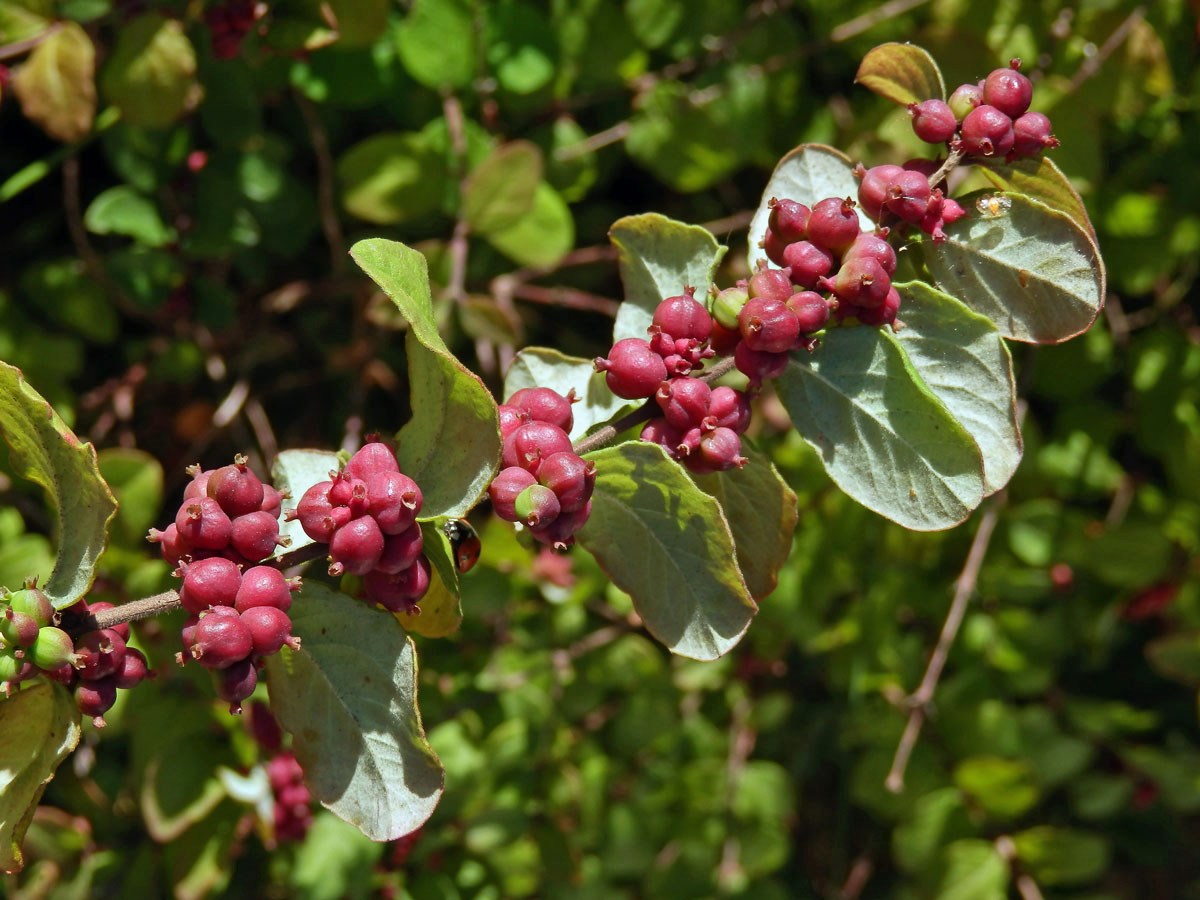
[
  {"left": 982, "top": 61, "right": 1032, "bottom": 119},
  {"left": 260, "top": 485, "right": 286, "bottom": 518},
  {"left": 180, "top": 557, "right": 243, "bottom": 615},
  {"left": 781, "top": 241, "right": 835, "bottom": 289},
  {"left": 327, "top": 472, "right": 369, "bottom": 516},
  {"left": 786, "top": 291, "right": 830, "bottom": 335},
  {"left": 241, "top": 606, "right": 298, "bottom": 656},
  {"left": 738, "top": 297, "right": 800, "bottom": 353},
  {"left": 328, "top": 516, "right": 385, "bottom": 576},
  {"left": 948, "top": 82, "right": 983, "bottom": 121},
  {"left": 656, "top": 376, "right": 712, "bottom": 431},
  {"left": 767, "top": 198, "right": 810, "bottom": 243},
  {"left": 822, "top": 258, "right": 891, "bottom": 309},
  {"left": 641, "top": 417, "right": 683, "bottom": 457},
  {"left": 734, "top": 343, "right": 789, "bottom": 386},
  {"left": 594, "top": 338, "right": 668, "bottom": 400},
  {"left": 514, "top": 484, "right": 561, "bottom": 528},
  {"left": 235, "top": 566, "right": 297, "bottom": 613},
  {"left": 960, "top": 105, "right": 1014, "bottom": 157},
  {"left": 529, "top": 501, "right": 592, "bottom": 549},
  {"left": 1011, "top": 112, "right": 1059, "bottom": 157},
  {"left": 376, "top": 523, "right": 425, "bottom": 574},
  {"left": 344, "top": 441, "right": 400, "bottom": 482},
  {"left": 806, "top": 197, "right": 861, "bottom": 254},
  {"left": 705, "top": 386, "right": 752, "bottom": 434},
  {"left": 175, "top": 497, "right": 233, "bottom": 551},
  {"left": 501, "top": 422, "right": 573, "bottom": 476},
  {"left": 114, "top": 647, "right": 152, "bottom": 690},
  {"left": 489, "top": 466, "right": 539, "bottom": 522},
  {"left": 207, "top": 459, "right": 265, "bottom": 517},
  {"left": 183, "top": 467, "right": 213, "bottom": 501},
  {"left": 652, "top": 288, "right": 712, "bottom": 343},
  {"left": 75, "top": 677, "right": 117, "bottom": 726},
  {"left": 230, "top": 510, "right": 284, "bottom": 562},
  {"left": 693, "top": 427, "right": 747, "bottom": 473},
  {"left": 747, "top": 266, "right": 795, "bottom": 303},
  {"left": 190, "top": 611, "right": 253, "bottom": 669},
  {"left": 507, "top": 387, "right": 577, "bottom": 433},
  {"left": 363, "top": 556, "right": 432, "bottom": 613},
  {"left": 883, "top": 171, "right": 932, "bottom": 224},
  {"left": 74, "top": 629, "right": 126, "bottom": 680},
  {"left": 841, "top": 232, "right": 897, "bottom": 276},
  {"left": 855, "top": 164, "right": 904, "bottom": 221},
  {"left": 148, "top": 523, "right": 192, "bottom": 566},
  {"left": 214, "top": 658, "right": 258, "bottom": 714},
  {"left": 536, "top": 451, "right": 595, "bottom": 513},
  {"left": 908, "top": 99, "right": 957, "bottom": 143},
  {"left": 293, "top": 481, "right": 341, "bottom": 544},
  {"left": 366, "top": 471, "right": 422, "bottom": 535},
  {"left": 498, "top": 404, "right": 529, "bottom": 438},
  {"left": 761, "top": 228, "right": 789, "bottom": 266}
]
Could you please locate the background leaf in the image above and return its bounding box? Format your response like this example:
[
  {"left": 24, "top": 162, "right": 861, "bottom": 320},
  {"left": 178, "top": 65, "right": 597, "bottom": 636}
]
[
  {"left": 503, "top": 347, "right": 632, "bottom": 442},
  {"left": 918, "top": 191, "right": 1105, "bottom": 344},
  {"left": 855, "top": 42, "right": 946, "bottom": 105},
  {"left": 485, "top": 181, "right": 574, "bottom": 268},
  {"left": 609, "top": 214, "right": 726, "bottom": 343},
  {"left": 775, "top": 327, "right": 985, "bottom": 531},
  {"left": 892, "top": 282, "right": 1022, "bottom": 495},
  {"left": 578, "top": 442, "right": 757, "bottom": 660},
  {"left": 264, "top": 582, "right": 444, "bottom": 841},
  {"left": 271, "top": 448, "right": 341, "bottom": 558},
  {"left": 0, "top": 682, "right": 81, "bottom": 873},
  {"left": 337, "top": 132, "right": 446, "bottom": 225},
  {"left": 463, "top": 141, "right": 543, "bottom": 235},
  {"left": 11, "top": 21, "right": 95, "bottom": 142},
  {"left": 350, "top": 239, "right": 501, "bottom": 518},
  {"left": 84, "top": 185, "right": 174, "bottom": 247},
  {"left": 397, "top": 0, "right": 476, "bottom": 90},
  {"left": 0, "top": 362, "right": 116, "bottom": 606},
  {"left": 100, "top": 14, "right": 196, "bottom": 129}
]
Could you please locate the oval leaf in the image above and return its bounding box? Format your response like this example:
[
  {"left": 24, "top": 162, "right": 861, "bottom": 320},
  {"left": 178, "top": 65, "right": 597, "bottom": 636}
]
[
  {"left": 775, "top": 328, "right": 984, "bottom": 531},
  {"left": 918, "top": 191, "right": 1105, "bottom": 344},
  {"left": 395, "top": 521, "right": 462, "bottom": 639},
  {"left": 892, "top": 281, "right": 1022, "bottom": 496},
  {"left": 84, "top": 185, "right": 174, "bottom": 247},
  {"left": 609, "top": 213, "right": 726, "bottom": 343},
  {"left": 747, "top": 144, "right": 872, "bottom": 271},
  {"left": 0, "top": 362, "right": 116, "bottom": 607},
  {"left": 271, "top": 448, "right": 341, "bottom": 557},
  {"left": 485, "top": 181, "right": 574, "bottom": 268},
  {"left": 690, "top": 444, "right": 798, "bottom": 601},
  {"left": 263, "top": 582, "right": 444, "bottom": 841},
  {"left": 463, "top": 140, "right": 543, "bottom": 235},
  {"left": 350, "top": 239, "right": 501, "bottom": 518},
  {"left": 503, "top": 347, "right": 633, "bottom": 442},
  {"left": 578, "top": 442, "right": 757, "bottom": 660},
  {"left": 100, "top": 14, "right": 197, "bottom": 129},
  {"left": 0, "top": 682, "right": 81, "bottom": 873},
  {"left": 397, "top": 0, "right": 477, "bottom": 90},
  {"left": 980, "top": 155, "right": 1096, "bottom": 241},
  {"left": 11, "top": 21, "right": 95, "bottom": 142},
  {"left": 855, "top": 42, "right": 945, "bottom": 105},
  {"left": 337, "top": 132, "right": 446, "bottom": 226}
]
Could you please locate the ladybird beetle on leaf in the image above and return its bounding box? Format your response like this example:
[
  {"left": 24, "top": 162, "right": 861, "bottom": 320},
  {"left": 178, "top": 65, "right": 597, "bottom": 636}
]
[{"left": 443, "top": 519, "right": 481, "bottom": 573}]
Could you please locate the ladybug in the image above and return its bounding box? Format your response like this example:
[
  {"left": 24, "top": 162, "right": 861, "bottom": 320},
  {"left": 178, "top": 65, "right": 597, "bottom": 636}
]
[{"left": 443, "top": 519, "right": 481, "bottom": 574}]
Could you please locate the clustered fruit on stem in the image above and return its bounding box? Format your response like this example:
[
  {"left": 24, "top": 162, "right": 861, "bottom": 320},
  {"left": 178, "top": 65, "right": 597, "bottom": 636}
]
[
  {"left": 249, "top": 703, "right": 314, "bottom": 844},
  {"left": 0, "top": 583, "right": 154, "bottom": 727},
  {"left": 290, "top": 439, "right": 432, "bottom": 614}
]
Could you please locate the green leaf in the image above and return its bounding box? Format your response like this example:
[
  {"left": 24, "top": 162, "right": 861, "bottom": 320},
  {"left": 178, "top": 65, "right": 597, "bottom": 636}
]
[
  {"left": 577, "top": 442, "right": 757, "bottom": 660},
  {"left": 0, "top": 0, "right": 51, "bottom": 45},
  {"left": 1146, "top": 631, "right": 1200, "bottom": 685},
  {"left": 20, "top": 258, "right": 117, "bottom": 343},
  {"left": 140, "top": 732, "right": 232, "bottom": 842},
  {"left": 84, "top": 185, "right": 174, "bottom": 247},
  {"left": 980, "top": 156, "right": 1096, "bottom": 240},
  {"left": 97, "top": 448, "right": 163, "bottom": 545},
  {"left": 11, "top": 21, "right": 95, "bottom": 142},
  {"left": 397, "top": 0, "right": 476, "bottom": 90},
  {"left": 918, "top": 191, "right": 1105, "bottom": 344},
  {"left": 855, "top": 42, "right": 945, "bottom": 105},
  {"left": 690, "top": 445, "right": 797, "bottom": 601},
  {"left": 934, "top": 839, "right": 1008, "bottom": 900},
  {"left": 775, "top": 328, "right": 985, "bottom": 531},
  {"left": 263, "top": 582, "right": 444, "bottom": 840},
  {"left": 892, "top": 282, "right": 1021, "bottom": 496},
  {"left": 0, "top": 682, "right": 81, "bottom": 873},
  {"left": 350, "top": 239, "right": 501, "bottom": 518},
  {"left": 893, "top": 787, "right": 974, "bottom": 874},
  {"left": 1012, "top": 826, "right": 1110, "bottom": 886},
  {"left": 271, "top": 448, "right": 341, "bottom": 557},
  {"left": 485, "top": 0, "right": 558, "bottom": 95},
  {"left": 337, "top": 132, "right": 446, "bottom": 226},
  {"left": 325, "top": 0, "right": 388, "bottom": 47},
  {"left": 747, "top": 144, "right": 872, "bottom": 271},
  {"left": 953, "top": 756, "right": 1039, "bottom": 819},
  {"left": 609, "top": 213, "right": 726, "bottom": 343},
  {"left": 463, "top": 141, "right": 543, "bottom": 235},
  {"left": 290, "top": 811, "right": 383, "bottom": 900},
  {"left": 0, "top": 362, "right": 116, "bottom": 607},
  {"left": 503, "top": 347, "right": 632, "bottom": 442},
  {"left": 395, "top": 522, "right": 462, "bottom": 639},
  {"left": 625, "top": 0, "right": 683, "bottom": 48},
  {"left": 546, "top": 116, "right": 597, "bottom": 202},
  {"left": 100, "top": 14, "right": 197, "bottom": 129},
  {"left": 485, "top": 181, "right": 575, "bottom": 268}
]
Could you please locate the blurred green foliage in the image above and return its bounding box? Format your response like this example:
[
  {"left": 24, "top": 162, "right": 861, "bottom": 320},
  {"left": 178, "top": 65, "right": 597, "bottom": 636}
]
[{"left": 2, "top": 0, "right": 1199, "bottom": 898}]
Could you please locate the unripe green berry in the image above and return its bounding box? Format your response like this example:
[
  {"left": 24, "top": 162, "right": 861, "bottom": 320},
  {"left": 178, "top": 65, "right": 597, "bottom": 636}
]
[
  {"left": 711, "top": 286, "right": 749, "bottom": 331},
  {"left": 29, "top": 626, "right": 76, "bottom": 669},
  {"left": 7, "top": 588, "right": 54, "bottom": 627},
  {"left": 514, "top": 484, "right": 561, "bottom": 528}
]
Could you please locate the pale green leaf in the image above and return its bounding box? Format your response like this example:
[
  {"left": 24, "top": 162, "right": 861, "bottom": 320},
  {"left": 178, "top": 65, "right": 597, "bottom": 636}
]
[
  {"left": 0, "top": 362, "right": 116, "bottom": 607},
  {"left": 1012, "top": 826, "right": 1110, "bottom": 886},
  {"left": 271, "top": 448, "right": 341, "bottom": 558},
  {"left": 0, "top": 682, "right": 81, "bottom": 872},
  {"left": 980, "top": 155, "right": 1096, "bottom": 240},
  {"left": 350, "top": 239, "right": 501, "bottom": 518},
  {"left": 892, "top": 282, "right": 1021, "bottom": 495},
  {"left": 775, "top": 328, "right": 984, "bottom": 531},
  {"left": 578, "top": 442, "right": 757, "bottom": 660},
  {"left": 609, "top": 213, "right": 726, "bottom": 343},
  {"left": 953, "top": 756, "right": 1039, "bottom": 819},
  {"left": 264, "top": 582, "right": 444, "bottom": 840},
  {"left": 337, "top": 132, "right": 446, "bottom": 226},
  {"left": 84, "top": 185, "right": 174, "bottom": 247},
  {"left": 397, "top": 0, "right": 476, "bottom": 90},
  {"left": 11, "top": 21, "right": 95, "bottom": 142},
  {"left": 919, "top": 191, "right": 1105, "bottom": 344},
  {"left": 855, "top": 42, "right": 946, "bottom": 105},
  {"left": 100, "top": 14, "right": 197, "bottom": 129},
  {"left": 463, "top": 141, "right": 543, "bottom": 234},
  {"left": 935, "top": 839, "right": 1008, "bottom": 900},
  {"left": 485, "top": 181, "right": 574, "bottom": 268}
]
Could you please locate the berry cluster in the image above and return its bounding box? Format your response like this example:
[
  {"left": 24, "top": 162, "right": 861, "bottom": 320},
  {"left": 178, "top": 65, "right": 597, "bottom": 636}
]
[
  {"left": 490, "top": 388, "right": 596, "bottom": 549},
  {"left": 176, "top": 560, "right": 301, "bottom": 713},
  {"left": 291, "top": 440, "right": 432, "bottom": 614},
  {"left": 907, "top": 59, "right": 1059, "bottom": 162},
  {"left": 205, "top": 0, "right": 260, "bottom": 60},
  {"left": 853, "top": 161, "right": 967, "bottom": 242},
  {"left": 594, "top": 291, "right": 753, "bottom": 473},
  {"left": 248, "top": 703, "right": 314, "bottom": 843},
  {"left": 0, "top": 586, "right": 153, "bottom": 727},
  {"left": 148, "top": 455, "right": 289, "bottom": 569}
]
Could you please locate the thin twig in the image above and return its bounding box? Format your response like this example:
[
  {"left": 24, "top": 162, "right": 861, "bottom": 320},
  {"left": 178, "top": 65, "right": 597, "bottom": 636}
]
[
  {"left": 994, "top": 835, "right": 1046, "bottom": 900},
  {"left": 510, "top": 283, "right": 619, "bottom": 317},
  {"left": 839, "top": 855, "right": 874, "bottom": 900},
  {"left": 62, "top": 157, "right": 142, "bottom": 319},
  {"left": 885, "top": 500, "right": 1002, "bottom": 793},
  {"left": 0, "top": 22, "right": 62, "bottom": 59},
  {"left": 554, "top": 121, "right": 632, "bottom": 162},
  {"left": 1068, "top": 6, "right": 1145, "bottom": 92},
  {"left": 295, "top": 93, "right": 345, "bottom": 273},
  {"left": 830, "top": 0, "right": 931, "bottom": 42}
]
